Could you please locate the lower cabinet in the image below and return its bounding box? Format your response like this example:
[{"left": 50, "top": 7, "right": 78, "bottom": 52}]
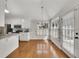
[
  {"left": 0, "top": 34, "right": 19, "bottom": 58},
  {"left": 19, "top": 32, "right": 30, "bottom": 41}
]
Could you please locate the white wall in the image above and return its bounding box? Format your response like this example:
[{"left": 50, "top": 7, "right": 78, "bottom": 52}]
[
  {"left": 5, "top": 14, "right": 30, "bottom": 29},
  {"left": 0, "top": 0, "right": 5, "bottom": 27}
]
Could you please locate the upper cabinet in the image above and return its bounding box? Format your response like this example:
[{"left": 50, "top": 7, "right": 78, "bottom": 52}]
[{"left": 0, "top": 0, "right": 5, "bottom": 27}]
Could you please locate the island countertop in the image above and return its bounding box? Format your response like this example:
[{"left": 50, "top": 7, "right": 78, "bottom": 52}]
[{"left": 0, "top": 33, "right": 19, "bottom": 39}]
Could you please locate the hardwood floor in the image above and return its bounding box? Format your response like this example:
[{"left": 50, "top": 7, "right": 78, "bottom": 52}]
[
  {"left": 7, "top": 40, "right": 69, "bottom": 58},
  {"left": 48, "top": 40, "right": 69, "bottom": 58}
]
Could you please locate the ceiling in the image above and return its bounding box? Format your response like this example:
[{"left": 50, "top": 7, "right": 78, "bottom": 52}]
[{"left": 7, "top": 0, "right": 79, "bottom": 20}]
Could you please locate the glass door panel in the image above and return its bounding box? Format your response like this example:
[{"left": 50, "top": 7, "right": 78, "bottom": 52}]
[{"left": 62, "top": 11, "right": 75, "bottom": 55}]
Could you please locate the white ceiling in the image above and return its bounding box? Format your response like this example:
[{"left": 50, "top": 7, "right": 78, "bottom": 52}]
[{"left": 7, "top": 0, "right": 79, "bottom": 20}]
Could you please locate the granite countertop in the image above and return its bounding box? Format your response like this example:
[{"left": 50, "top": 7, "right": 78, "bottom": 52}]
[{"left": 0, "top": 33, "right": 18, "bottom": 39}]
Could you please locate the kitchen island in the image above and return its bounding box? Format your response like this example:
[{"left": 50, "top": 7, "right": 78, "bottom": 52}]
[{"left": 0, "top": 33, "right": 19, "bottom": 58}]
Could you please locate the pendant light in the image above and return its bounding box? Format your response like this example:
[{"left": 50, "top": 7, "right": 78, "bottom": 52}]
[
  {"left": 4, "top": 0, "right": 10, "bottom": 13},
  {"left": 40, "top": 0, "right": 44, "bottom": 28}
]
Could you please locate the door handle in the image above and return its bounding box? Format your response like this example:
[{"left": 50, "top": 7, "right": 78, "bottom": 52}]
[{"left": 75, "top": 37, "right": 79, "bottom": 39}]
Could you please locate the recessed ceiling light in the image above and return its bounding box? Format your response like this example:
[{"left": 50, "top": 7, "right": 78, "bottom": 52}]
[{"left": 4, "top": 9, "right": 10, "bottom": 13}]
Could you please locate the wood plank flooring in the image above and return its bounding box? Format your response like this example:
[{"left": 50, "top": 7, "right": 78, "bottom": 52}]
[{"left": 7, "top": 40, "right": 69, "bottom": 58}]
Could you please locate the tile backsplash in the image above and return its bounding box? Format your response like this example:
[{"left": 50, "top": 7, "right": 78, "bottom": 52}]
[{"left": 0, "top": 27, "right": 5, "bottom": 35}]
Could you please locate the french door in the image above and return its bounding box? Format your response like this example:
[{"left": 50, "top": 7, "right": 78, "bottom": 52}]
[{"left": 62, "top": 11, "right": 75, "bottom": 57}]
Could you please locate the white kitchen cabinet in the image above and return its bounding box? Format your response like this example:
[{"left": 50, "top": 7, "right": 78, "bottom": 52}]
[
  {"left": 0, "top": 0, "right": 5, "bottom": 27},
  {"left": 0, "top": 34, "right": 19, "bottom": 58},
  {"left": 19, "top": 32, "right": 30, "bottom": 41}
]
